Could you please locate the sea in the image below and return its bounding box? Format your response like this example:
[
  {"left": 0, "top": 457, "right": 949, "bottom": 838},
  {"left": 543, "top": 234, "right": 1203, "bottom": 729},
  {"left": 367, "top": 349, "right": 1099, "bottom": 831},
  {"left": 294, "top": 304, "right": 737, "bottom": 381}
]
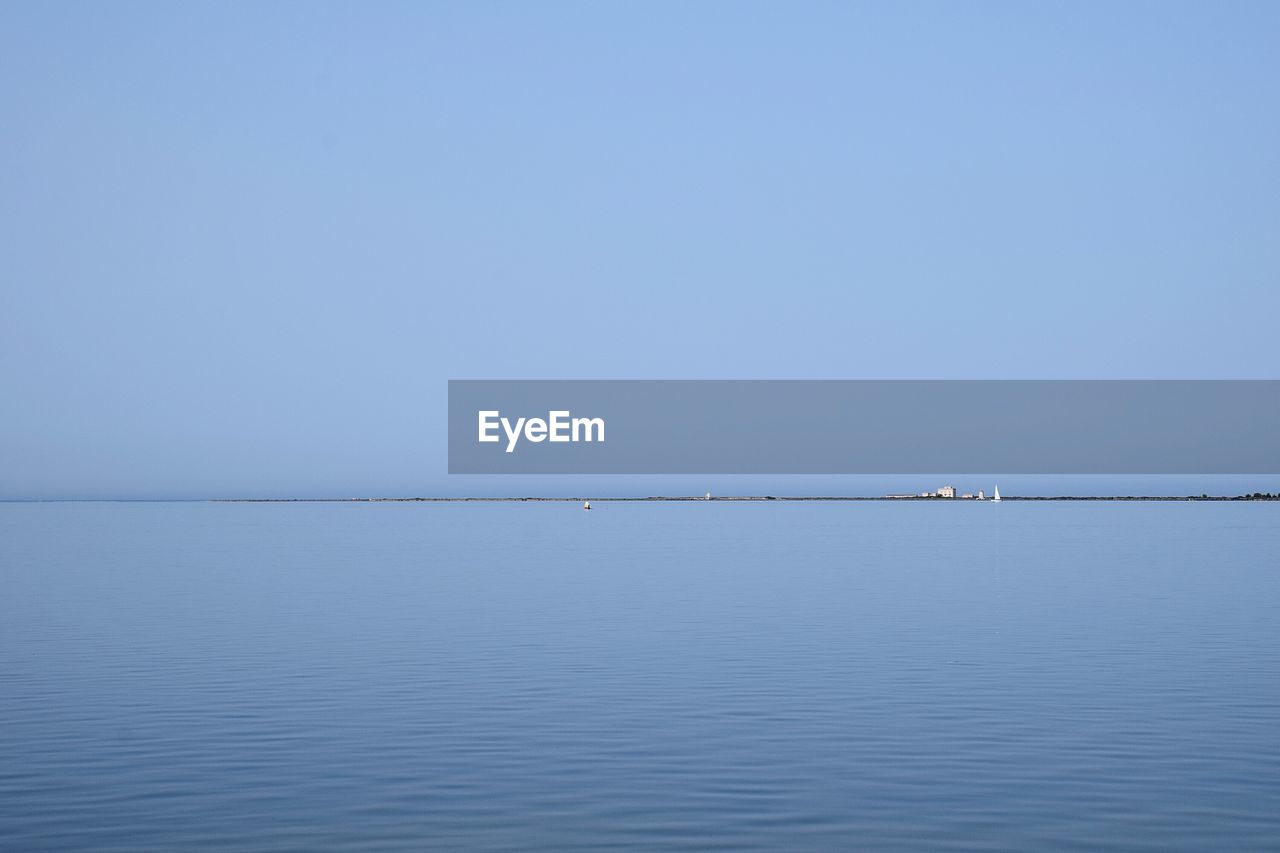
[{"left": 2, "top": 500, "right": 1277, "bottom": 850}]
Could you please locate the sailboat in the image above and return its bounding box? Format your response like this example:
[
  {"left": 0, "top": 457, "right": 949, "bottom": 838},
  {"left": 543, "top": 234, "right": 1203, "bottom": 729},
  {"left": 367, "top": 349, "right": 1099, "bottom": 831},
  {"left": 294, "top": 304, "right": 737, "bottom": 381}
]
[
  {"left": 991, "top": 485, "right": 1001, "bottom": 503},
  {"left": 583, "top": 501, "right": 591, "bottom": 511}
]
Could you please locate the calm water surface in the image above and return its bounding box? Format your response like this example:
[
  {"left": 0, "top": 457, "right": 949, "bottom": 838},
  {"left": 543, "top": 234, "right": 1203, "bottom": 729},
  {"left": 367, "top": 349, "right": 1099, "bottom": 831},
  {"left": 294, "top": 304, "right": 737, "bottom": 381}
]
[{"left": 2, "top": 501, "right": 1278, "bottom": 850}]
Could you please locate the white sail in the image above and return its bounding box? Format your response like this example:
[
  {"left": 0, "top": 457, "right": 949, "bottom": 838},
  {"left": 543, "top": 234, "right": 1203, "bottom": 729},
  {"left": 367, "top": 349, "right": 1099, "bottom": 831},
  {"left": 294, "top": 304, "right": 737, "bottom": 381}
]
[
  {"left": 992, "top": 485, "right": 1001, "bottom": 503},
  {"left": 583, "top": 501, "right": 591, "bottom": 510}
]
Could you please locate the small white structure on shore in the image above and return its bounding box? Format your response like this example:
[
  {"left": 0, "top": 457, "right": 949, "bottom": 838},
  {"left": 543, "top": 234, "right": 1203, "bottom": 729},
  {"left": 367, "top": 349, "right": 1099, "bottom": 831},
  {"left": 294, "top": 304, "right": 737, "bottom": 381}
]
[{"left": 705, "top": 491, "right": 712, "bottom": 501}]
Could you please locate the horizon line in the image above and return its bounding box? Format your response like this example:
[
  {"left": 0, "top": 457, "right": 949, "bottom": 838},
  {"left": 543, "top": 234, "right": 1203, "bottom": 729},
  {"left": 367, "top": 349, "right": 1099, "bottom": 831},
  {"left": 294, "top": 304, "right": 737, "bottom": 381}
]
[{"left": 3, "top": 493, "right": 1279, "bottom": 504}]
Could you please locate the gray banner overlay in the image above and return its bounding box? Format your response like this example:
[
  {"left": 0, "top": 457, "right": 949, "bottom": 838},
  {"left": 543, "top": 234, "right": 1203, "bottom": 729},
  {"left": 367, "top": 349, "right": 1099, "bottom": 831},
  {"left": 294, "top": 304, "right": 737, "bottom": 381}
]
[{"left": 448, "top": 381, "right": 1280, "bottom": 474}]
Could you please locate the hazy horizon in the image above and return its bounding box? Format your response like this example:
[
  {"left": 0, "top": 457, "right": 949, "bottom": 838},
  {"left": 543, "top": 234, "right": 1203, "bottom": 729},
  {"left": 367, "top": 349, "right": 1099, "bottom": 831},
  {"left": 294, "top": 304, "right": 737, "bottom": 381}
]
[{"left": 5, "top": 475, "right": 1277, "bottom": 502}]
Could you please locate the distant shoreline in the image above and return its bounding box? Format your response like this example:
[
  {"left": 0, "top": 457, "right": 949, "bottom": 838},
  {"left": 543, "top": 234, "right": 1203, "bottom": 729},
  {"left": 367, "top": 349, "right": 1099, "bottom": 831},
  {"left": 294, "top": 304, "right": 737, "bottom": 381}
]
[
  {"left": 13, "top": 491, "right": 1280, "bottom": 504},
  {"left": 208, "top": 494, "right": 1280, "bottom": 503}
]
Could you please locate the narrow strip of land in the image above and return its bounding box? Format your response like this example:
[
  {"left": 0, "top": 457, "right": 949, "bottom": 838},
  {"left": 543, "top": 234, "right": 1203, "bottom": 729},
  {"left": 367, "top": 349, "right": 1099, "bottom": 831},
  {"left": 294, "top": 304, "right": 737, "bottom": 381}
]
[{"left": 212, "top": 494, "right": 1279, "bottom": 503}]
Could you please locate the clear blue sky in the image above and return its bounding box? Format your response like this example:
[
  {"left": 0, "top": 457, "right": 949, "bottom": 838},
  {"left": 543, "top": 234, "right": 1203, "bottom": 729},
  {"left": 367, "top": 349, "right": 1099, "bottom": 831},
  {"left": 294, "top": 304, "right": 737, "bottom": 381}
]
[{"left": 2, "top": 2, "right": 1278, "bottom": 499}]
